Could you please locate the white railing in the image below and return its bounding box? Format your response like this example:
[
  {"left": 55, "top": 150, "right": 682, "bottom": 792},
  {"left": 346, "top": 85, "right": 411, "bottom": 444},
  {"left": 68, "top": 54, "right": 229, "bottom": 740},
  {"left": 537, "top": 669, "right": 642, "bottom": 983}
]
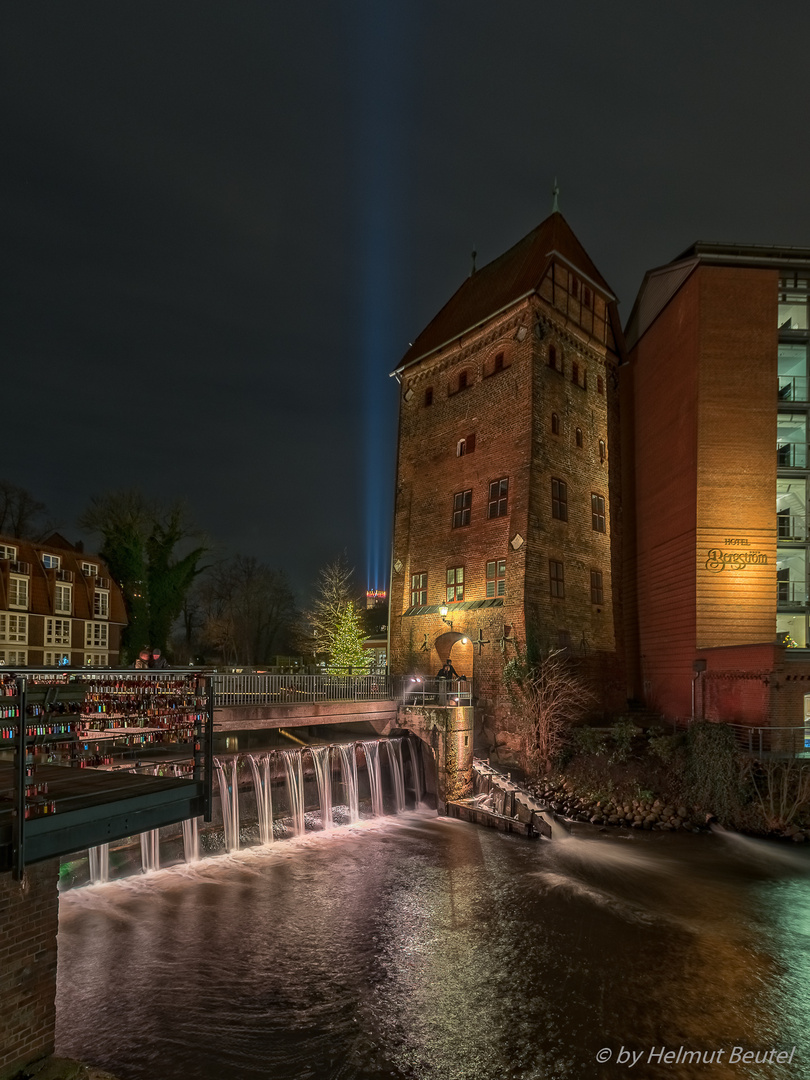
[
  {"left": 401, "top": 677, "right": 472, "bottom": 707},
  {"left": 213, "top": 672, "right": 396, "bottom": 706}
]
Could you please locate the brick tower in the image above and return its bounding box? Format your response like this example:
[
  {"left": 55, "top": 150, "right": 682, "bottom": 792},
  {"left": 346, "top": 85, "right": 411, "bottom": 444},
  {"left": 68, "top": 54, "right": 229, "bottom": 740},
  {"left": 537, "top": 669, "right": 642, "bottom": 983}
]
[{"left": 389, "top": 209, "right": 626, "bottom": 760}]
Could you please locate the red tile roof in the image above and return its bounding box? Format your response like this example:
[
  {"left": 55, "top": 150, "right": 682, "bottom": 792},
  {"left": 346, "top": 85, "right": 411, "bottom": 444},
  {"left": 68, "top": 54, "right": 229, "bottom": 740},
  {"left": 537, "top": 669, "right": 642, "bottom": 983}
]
[{"left": 396, "top": 212, "right": 617, "bottom": 372}]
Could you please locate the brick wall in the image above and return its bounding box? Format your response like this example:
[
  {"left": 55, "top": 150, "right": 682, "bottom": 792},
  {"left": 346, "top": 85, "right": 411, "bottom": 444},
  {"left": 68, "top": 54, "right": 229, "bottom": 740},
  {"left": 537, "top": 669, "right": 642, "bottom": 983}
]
[{"left": 0, "top": 861, "right": 59, "bottom": 1076}]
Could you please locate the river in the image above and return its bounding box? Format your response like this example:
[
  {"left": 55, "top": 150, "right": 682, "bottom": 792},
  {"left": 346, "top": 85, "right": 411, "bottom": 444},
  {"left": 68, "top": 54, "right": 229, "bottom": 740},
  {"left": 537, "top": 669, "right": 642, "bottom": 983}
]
[{"left": 55, "top": 813, "right": 810, "bottom": 1080}]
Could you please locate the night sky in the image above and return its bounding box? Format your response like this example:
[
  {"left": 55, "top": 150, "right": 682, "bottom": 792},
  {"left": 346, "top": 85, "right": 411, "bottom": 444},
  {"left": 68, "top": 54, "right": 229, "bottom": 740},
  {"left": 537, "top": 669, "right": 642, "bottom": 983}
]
[{"left": 4, "top": 2, "right": 810, "bottom": 602}]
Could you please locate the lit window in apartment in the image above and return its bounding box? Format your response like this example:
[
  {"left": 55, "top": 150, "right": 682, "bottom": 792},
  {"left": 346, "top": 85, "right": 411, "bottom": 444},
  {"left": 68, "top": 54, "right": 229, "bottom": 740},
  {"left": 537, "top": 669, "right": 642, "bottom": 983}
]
[
  {"left": 55, "top": 584, "right": 72, "bottom": 615},
  {"left": 590, "top": 570, "right": 604, "bottom": 605},
  {"left": 591, "top": 494, "right": 606, "bottom": 532},
  {"left": 0, "top": 614, "right": 27, "bottom": 643},
  {"left": 0, "top": 545, "right": 17, "bottom": 561},
  {"left": 45, "top": 618, "right": 71, "bottom": 646},
  {"left": 446, "top": 567, "right": 464, "bottom": 602},
  {"left": 94, "top": 590, "right": 110, "bottom": 619},
  {"left": 453, "top": 489, "right": 472, "bottom": 528},
  {"left": 41, "top": 553, "right": 61, "bottom": 569},
  {"left": 551, "top": 478, "right": 568, "bottom": 521},
  {"left": 84, "top": 654, "right": 108, "bottom": 667},
  {"left": 8, "top": 576, "right": 28, "bottom": 609},
  {"left": 575, "top": 428, "right": 583, "bottom": 448},
  {"left": 85, "top": 622, "right": 109, "bottom": 649},
  {"left": 410, "top": 572, "right": 427, "bottom": 607},
  {"left": 549, "top": 560, "right": 565, "bottom": 598},
  {"left": 551, "top": 412, "right": 560, "bottom": 435},
  {"left": 82, "top": 562, "right": 98, "bottom": 576},
  {"left": 487, "top": 478, "right": 509, "bottom": 519},
  {"left": 0, "top": 650, "right": 26, "bottom": 666},
  {"left": 44, "top": 652, "right": 70, "bottom": 666},
  {"left": 486, "top": 559, "right": 506, "bottom": 597}
]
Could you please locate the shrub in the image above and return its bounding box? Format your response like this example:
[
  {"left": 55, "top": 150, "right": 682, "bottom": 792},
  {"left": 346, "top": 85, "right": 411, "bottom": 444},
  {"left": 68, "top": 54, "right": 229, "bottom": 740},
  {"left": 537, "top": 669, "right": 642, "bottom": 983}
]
[
  {"left": 571, "top": 726, "right": 607, "bottom": 757},
  {"left": 683, "top": 722, "right": 745, "bottom": 825},
  {"left": 609, "top": 718, "right": 642, "bottom": 763}
]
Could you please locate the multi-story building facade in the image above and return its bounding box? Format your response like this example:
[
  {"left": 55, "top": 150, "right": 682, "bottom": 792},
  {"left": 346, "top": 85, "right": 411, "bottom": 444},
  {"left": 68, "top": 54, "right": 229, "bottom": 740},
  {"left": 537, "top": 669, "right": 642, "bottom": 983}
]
[
  {"left": 389, "top": 211, "right": 626, "bottom": 754},
  {"left": 624, "top": 242, "right": 810, "bottom": 726},
  {"left": 0, "top": 533, "right": 126, "bottom": 667}
]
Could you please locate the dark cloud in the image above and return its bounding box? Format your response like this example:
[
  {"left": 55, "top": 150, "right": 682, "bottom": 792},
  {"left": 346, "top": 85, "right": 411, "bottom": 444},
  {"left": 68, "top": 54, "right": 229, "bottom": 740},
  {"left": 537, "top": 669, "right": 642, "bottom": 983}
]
[{"left": 3, "top": 1, "right": 808, "bottom": 598}]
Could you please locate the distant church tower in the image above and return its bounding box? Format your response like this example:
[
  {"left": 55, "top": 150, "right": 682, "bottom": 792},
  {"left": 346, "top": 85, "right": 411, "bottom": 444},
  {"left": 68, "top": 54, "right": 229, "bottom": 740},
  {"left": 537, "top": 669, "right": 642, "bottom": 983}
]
[{"left": 389, "top": 207, "right": 626, "bottom": 761}]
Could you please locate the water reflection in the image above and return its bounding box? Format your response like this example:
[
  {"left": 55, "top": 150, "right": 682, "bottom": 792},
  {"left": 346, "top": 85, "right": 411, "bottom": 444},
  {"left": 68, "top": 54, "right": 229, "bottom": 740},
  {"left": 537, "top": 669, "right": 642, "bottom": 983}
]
[{"left": 56, "top": 818, "right": 810, "bottom": 1080}]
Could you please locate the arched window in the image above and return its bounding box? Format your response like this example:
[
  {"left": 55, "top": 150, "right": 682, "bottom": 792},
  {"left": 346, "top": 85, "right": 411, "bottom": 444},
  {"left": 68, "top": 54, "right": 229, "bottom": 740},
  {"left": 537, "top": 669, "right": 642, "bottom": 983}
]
[
  {"left": 551, "top": 413, "right": 560, "bottom": 435},
  {"left": 599, "top": 439, "right": 606, "bottom": 462},
  {"left": 575, "top": 428, "right": 583, "bottom": 448},
  {"left": 424, "top": 387, "right": 433, "bottom": 407}
]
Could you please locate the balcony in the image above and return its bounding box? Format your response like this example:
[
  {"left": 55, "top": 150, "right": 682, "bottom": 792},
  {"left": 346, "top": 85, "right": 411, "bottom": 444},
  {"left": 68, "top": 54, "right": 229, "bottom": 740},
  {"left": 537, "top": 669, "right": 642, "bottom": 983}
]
[
  {"left": 94, "top": 576, "right": 110, "bottom": 590},
  {"left": 56, "top": 569, "right": 74, "bottom": 583},
  {"left": 777, "top": 580, "right": 807, "bottom": 608},
  {"left": 8, "top": 561, "right": 30, "bottom": 576},
  {"left": 778, "top": 376, "right": 810, "bottom": 402}
]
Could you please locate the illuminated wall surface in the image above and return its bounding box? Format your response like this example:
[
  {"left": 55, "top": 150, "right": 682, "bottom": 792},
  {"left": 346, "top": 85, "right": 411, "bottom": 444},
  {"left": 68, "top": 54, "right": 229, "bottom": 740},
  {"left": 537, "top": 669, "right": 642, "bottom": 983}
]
[{"left": 695, "top": 266, "right": 778, "bottom": 649}]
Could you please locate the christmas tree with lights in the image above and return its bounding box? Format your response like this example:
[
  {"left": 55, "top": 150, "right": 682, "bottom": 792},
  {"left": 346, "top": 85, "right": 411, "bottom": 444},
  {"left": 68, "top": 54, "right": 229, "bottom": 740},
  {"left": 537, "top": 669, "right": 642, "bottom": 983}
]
[{"left": 329, "top": 601, "right": 370, "bottom": 673}]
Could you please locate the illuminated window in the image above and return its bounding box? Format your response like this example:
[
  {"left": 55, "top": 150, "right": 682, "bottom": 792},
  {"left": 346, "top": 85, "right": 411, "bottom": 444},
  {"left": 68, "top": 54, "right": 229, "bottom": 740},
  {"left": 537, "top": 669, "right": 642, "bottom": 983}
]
[
  {"left": 453, "top": 489, "right": 472, "bottom": 528},
  {"left": 0, "top": 650, "right": 26, "bottom": 666},
  {"left": 94, "top": 590, "right": 110, "bottom": 619},
  {"left": 575, "top": 428, "right": 583, "bottom": 448},
  {"left": 84, "top": 653, "right": 108, "bottom": 667},
  {"left": 410, "top": 572, "right": 427, "bottom": 607},
  {"left": 551, "top": 412, "right": 560, "bottom": 435},
  {"left": 41, "top": 553, "right": 61, "bottom": 569},
  {"left": 446, "top": 567, "right": 464, "bottom": 602},
  {"left": 85, "top": 621, "right": 108, "bottom": 649},
  {"left": 424, "top": 387, "right": 433, "bottom": 407},
  {"left": 549, "top": 560, "right": 565, "bottom": 598},
  {"left": 0, "top": 545, "right": 17, "bottom": 561},
  {"left": 591, "top": 494, "right": 606, "bottom": 532},
  {"left": 55, "top": 584, "right": 72, "bottom": 615},
  {"left": 486, "top": 559, "right": 506, "bottom": 597},
  {"left": 8, "top": 576, "right": 28, "bottom": 609},
  {"left": 590, "top": 570, "right": 604, "bottom": 604},
  {"left": 487, "top": 478, "right": 509, "bottom": 519},
  {"left": 45, "top": 618, "right": 71, "bottom": 646},
  {"left": 44, "top": 651, "right": 70, "bottom": 666},
  {"left": 551, "top": 479, "right": 568, "bottom": 521},
  {"left": 0, "top": 614, "right": 27, "bottom": 643}
]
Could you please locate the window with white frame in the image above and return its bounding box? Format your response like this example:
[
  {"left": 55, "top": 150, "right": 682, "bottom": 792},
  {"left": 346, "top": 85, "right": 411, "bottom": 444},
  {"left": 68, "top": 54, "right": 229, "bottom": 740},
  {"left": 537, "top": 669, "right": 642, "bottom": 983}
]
[
  {"left": 0, "top": 614, "right": 27, "bottom": 643},
  {"left": 45, "top": 618, "right": 71, "bottom": 646},
  {"left": 8, "top": 576, "right": 28, "bottom": 609},
  {"left": 85, "top": 622, "right": 109, "bottom": 649},
  {"left": 94, "top": 590, "right": 110, "bottom": 619},
  {"left": 82, "top": 562, "right": 98, "bottom": 576},
  {"left": 55, "top": 584, "right": 72, "bottom": 615},
  {"left": 44, "top": 651, "right": 70, "bottom": 666},
  {"left": 0, "top": 650, "right": 27, "bottom": 666},
  {"left": 84, "top": 653, "right": 108, "bottom": 667},
  {"left": 0, "top": 544, "right": 17, "bottom": 561},
  {"left": 41, "top": 553, "right": 61, "bottom": 569}
]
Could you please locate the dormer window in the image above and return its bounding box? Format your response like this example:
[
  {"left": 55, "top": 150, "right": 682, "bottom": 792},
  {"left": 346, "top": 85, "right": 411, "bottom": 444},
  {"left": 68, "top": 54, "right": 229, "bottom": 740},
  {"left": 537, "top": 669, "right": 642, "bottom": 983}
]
[
  {"left": 42, "top": 553, "right": 61, "bottom": 570},
  {"left": 0, "top": 545, "right": 17, "bottom": 561},
  {"left": 82, "top": 562, "right": 98, "bottom": 577}
]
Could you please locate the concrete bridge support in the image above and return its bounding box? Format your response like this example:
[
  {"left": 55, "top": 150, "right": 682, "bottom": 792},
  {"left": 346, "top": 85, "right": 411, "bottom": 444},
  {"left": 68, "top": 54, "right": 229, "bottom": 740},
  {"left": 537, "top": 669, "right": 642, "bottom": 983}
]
[{"left": 395, "top": 706, "right": 474, "bottom": 814}]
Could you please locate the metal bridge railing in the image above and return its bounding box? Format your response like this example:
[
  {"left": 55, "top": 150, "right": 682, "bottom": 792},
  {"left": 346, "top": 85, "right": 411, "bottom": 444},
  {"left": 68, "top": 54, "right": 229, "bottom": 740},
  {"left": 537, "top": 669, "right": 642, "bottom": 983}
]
[
  {"left": 726, "top": 723, "right": 810, "bottom": 758},
  {"left": 400, "top": 677, "right": 472, "bottom": 707},
  {"left": 213, "top": 672, "right": 397, "bottom": 706}
]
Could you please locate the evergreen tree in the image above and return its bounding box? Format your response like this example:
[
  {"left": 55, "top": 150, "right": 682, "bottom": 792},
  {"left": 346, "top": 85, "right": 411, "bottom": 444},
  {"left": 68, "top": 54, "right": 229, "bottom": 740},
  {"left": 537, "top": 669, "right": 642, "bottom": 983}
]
[{"left": 328, "top": 601, "right": 370, "bottom": 673}]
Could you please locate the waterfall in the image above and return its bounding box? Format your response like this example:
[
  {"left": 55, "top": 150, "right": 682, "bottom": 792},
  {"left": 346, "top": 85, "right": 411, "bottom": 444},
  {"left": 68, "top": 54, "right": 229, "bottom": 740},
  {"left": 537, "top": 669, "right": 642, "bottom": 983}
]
[
  {"left": 215, "top": 758, "right": 240, "bottom": 851},
  {"left": 407, "top": 738, "right": 423, "bottom": 806},
  {"left": 282, "top": 749, "right": 305, "bottom": 836},
  {"left": 386, "top": 739, "right": 406, "bottom": 813},
  {"left": 182, "top": 818, "right": 200, "bottom": 863},
  {"left": 338, "top": 744, "right": 359, "bottom": 823},
  {"left": 140, "top": 830, "right": 160, "bottom": 872},
  {"left": 247, "top": 754, "right": 274, "bottom": 845},
  {"left": 362, "top": 740, "right": 384, "bottom": 817},
  {"left": 88, "top": 843, "right": 109, "bottom": 884},
  {"left": 310, "top": 746, "right": 333, "bottom": 829}
]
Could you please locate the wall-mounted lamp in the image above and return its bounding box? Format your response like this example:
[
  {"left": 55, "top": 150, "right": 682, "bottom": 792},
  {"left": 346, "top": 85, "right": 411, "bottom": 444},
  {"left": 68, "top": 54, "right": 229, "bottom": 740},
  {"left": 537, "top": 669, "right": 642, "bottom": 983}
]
[{"left": 439, "top": 604, "right": 453, "bottom": 628}]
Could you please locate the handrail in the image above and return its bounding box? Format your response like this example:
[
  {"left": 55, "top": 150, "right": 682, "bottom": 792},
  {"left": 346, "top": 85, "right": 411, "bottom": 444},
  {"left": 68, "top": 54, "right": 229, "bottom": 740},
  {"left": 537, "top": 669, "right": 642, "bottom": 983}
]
[
  {"left": 212, "top": 672, "right": 397, "bottom": 706},
  {"left": 401, "top": 677, "right": 472, "bottom": 707}
]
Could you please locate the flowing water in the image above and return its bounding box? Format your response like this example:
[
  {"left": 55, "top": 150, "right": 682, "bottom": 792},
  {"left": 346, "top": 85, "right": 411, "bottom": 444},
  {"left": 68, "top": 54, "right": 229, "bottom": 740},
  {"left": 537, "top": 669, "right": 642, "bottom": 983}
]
[
  {"left": 406, "top": 737, "right": 422, "bottom": 806},
  {"left": 338, "top": 743, "right": 360, "bottom": 823},
  {"left": 362, "top": 740, "right": 384, "bottom": 817},
  {"left": 55, "top": 817, "right": 810, "bottom": 1080},
  {"left": 310, "top": 745, "right": 334, "bottom": 829},
  {"left": 386, "top": 738, "right": 406, "bottom": 814},
  {"left": 283, "top": 749, "right": 306, "bottom": 836},
  {"left": 247, "top": 753, "right": 274, "bottom": 845}
]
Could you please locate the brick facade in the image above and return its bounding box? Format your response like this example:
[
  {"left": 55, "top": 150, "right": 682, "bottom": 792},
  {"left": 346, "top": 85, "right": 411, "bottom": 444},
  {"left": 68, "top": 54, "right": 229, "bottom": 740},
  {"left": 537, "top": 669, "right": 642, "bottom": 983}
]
[
  {"left": 0, "top": 861, "right": 59, "bottom": 1076},
  {"left": 389, "top": 213, "right": 626, "bottom": 754}
]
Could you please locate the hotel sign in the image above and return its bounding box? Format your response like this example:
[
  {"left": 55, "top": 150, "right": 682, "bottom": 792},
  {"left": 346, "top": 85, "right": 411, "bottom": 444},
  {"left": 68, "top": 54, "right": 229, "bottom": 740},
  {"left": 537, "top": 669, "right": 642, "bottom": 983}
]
[{"left": 705, "top": 539, "right": 768, "bottom": 573}]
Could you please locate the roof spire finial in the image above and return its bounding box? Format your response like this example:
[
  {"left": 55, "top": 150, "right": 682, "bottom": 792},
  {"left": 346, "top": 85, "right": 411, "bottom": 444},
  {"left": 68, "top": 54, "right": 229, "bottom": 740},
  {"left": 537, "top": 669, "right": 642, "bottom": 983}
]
[
  {"left": 470, "top": 246, "right": 477, "bottom": 277},
  {"left": 552, "top": 178, "right": 560, "bottom": 213}
]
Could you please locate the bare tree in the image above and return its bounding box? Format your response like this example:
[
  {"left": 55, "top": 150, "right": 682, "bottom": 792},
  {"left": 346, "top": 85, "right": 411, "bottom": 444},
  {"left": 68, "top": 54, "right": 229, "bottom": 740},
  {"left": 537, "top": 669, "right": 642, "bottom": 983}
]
[
  {"left": 746, "top": 759, "right": 810, "bottom": 833},
  {"left": 503, "top": 649, "right": 595, "bottom": 774},
  {"left": 0, "top": 480, "right": 55, "bottom": 539}
]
